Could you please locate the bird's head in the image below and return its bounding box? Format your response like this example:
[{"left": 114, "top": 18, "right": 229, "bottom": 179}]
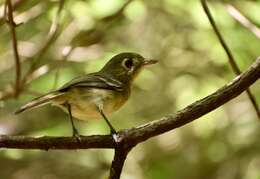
[{"left": 100, "top": 52, "right": 157, "bottom": 84}]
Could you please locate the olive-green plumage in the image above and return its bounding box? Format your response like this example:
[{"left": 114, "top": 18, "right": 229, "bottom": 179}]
[{"left": 15, "top": 52, "right": 157, "bottom": 139}]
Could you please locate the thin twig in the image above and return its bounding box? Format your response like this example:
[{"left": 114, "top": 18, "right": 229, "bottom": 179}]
[
  {"left": 5, "top": 0, "right": 21, "bottom": 97},
  {"left": 1, "top": 57, "right": 259, "bottom": 150},
  {"left": 225, "top": 4, "right": 260, "bottom": 39},
  {"left": 201, "top": 0, "right": 260, "bottom": 119},
  {"left": 22, "top": 0, "right": 66, "bottom": 86}
]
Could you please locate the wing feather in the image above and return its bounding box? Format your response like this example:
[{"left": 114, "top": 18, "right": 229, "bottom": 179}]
[{"left": 58, "top": 73, "right": 124, "bottom": 92}]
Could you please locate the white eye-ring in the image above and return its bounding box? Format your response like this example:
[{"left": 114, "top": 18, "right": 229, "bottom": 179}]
[{"left": 122, "top": 58, "right": 133, "bottom": 70}]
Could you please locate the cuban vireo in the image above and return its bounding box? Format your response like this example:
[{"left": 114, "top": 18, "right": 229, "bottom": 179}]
[{"left": 15, "top": 52, "right": 157, "bottom": 141}]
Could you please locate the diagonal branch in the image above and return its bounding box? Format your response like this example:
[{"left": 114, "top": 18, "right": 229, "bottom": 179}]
[
  {"left": 1, "top": 57, "right": 259, "bottom": 150},
  {"left": 201, "top": 0, "right": 260, "bottom": 119},
  {"left": 225, "top": 4, "right": 260, "bottom": 39},
  {"left": 123, "top": 57, "right": 260, "bottom": 145},
  {"left": 5, "top": 0, "right": 21, "bottom": 97}
]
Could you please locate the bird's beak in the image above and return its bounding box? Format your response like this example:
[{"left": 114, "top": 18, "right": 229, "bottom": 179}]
[{"left": 143, "top": 59, "right": 158, "bottom": 66}]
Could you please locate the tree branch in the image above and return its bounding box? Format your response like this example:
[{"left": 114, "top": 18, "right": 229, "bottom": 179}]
[
  {"left": 109, "top": 145, "right": 131, "bottom": 179},
  {"left": 0, "top": 135, "right": 114, "bottom": 150},
  {"left": 5, "top": 0, "right": 21, "bottom": 97},
  {"left": 201, "top": 0, "right": 260, "bottom": 119},
  {"left": 1, "top": 57, "right": 259, "bottom": 150}
]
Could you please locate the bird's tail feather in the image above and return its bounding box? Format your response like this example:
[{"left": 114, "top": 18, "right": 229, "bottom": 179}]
[{"left": 15, "top": 92, "right": 65, "bottom": 114}]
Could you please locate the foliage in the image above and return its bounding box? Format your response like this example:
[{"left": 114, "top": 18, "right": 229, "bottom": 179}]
[{"left": 0, "top": 0, "right": 259, "bottom": 178}]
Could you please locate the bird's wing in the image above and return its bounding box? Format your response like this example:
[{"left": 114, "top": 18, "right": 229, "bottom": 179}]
[
  {"left": 58, "top": 73, "right": 124, "bottom": 92},
  {"left": 15, "top": 74, "right": 123, "bottom": 114}
]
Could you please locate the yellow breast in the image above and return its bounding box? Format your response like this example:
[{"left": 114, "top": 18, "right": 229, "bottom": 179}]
[{"left": 52, "top": 88, "right": 129, "bottom": 121}]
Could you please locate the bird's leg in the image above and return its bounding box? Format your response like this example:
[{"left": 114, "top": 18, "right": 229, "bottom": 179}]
[
  {"left": 97, "top": 106, "right": 119, "bottom": 142},
  {"left": 64, "top": 102, "right": 81, "bottom": 141},
  {"left": 99, "top": 109, "right": 117, "bottom": 134}
]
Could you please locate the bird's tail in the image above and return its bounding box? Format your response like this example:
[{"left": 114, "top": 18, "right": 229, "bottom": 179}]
[{"left": 15, "top": 91, "right": 65, "bottom": 114}]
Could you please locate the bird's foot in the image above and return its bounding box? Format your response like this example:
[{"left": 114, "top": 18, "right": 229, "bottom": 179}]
[
  {"left": 111, "top": 131, "right": 123, "bottom": 143},
  {"left": 73, "top": 129, "right": 82, "bottom": 142}
]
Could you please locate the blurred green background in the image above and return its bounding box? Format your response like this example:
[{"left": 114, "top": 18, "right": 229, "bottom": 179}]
[{"left": 0, "top": 0, "right": 260, "bottom": 178}]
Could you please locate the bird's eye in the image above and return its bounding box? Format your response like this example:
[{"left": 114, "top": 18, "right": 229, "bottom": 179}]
[{"left": 122, "top": 58, "right": 133, "bottom": 69}]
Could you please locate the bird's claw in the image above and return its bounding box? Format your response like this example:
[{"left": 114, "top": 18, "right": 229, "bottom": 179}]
[
  {"left": 73, "top": 130, "right": 81, "bottom": 142},
  {"left": 112, "top": 132, "right": 123, "bottom": 143}
]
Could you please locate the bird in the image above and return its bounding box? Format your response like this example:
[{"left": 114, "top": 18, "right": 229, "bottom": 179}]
[{"left": 15, "top": 52, "right": 158, "bottom": 141}]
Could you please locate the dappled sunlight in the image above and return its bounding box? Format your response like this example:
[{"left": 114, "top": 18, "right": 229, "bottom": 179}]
[{"left": 0, "top": 0, "right": 260, "bottom": 179}]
